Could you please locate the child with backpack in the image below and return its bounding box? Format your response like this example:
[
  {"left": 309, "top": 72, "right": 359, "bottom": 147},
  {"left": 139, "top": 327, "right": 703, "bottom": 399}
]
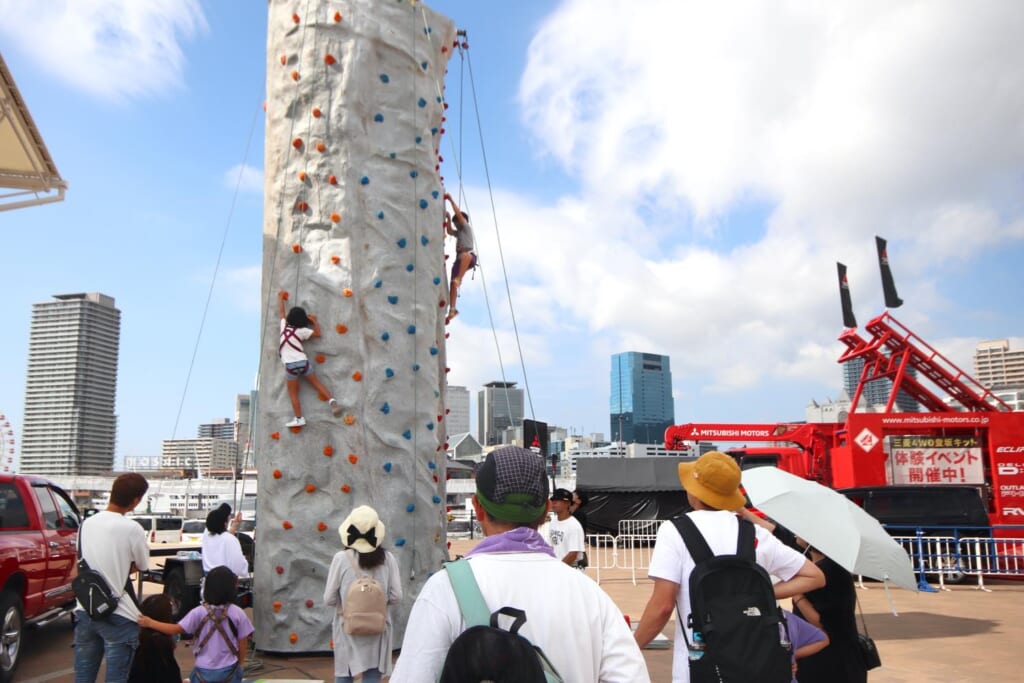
[
  {"left": 128, "top": 595, "right": 182, "bottom": 683},
  {"left": 324, "top": 505, "right": 402, "bottom": 683},
  {"left": 278, "top": 289, "right": 341, "bottom": 428},
  {"left": 139, "top": 565, "right": 254, "bottom": 683}
]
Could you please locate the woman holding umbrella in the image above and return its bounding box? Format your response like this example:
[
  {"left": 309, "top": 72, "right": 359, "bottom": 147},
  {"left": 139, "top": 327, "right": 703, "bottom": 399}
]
[{"left": 791, "top": 542, "right": 867, "bottom": 683}]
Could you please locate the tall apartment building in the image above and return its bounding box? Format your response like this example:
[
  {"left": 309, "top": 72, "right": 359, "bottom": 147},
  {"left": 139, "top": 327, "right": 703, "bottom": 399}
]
[
  {"left": 841, "top": 356, "right": 919, "bottom": 412},
  {"left": 974, "top": 340, "right": 1024, "bottom": 388},
  {"left": 446, "top": 385, "right": 470, "bottom": 435},
  {"left": 198, "top": 418, "right": 234, "bottom": 440},
  {"left": 20, "top": 293, "right": 120, "bottom": 475},
  {"left": 477, "top": 381, "right": 524, "bottom": 446},
  {"left": 610, "top": 352, "right": 675, "bottom": 444},
  {"left": 161, "top": 438, "right": 239, "bottom": 473}
]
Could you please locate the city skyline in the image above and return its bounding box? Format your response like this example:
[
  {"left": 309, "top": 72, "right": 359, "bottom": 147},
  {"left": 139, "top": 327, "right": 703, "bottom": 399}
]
[{"left": 1, "top": 2, "right": 1023, "bottom": 463}]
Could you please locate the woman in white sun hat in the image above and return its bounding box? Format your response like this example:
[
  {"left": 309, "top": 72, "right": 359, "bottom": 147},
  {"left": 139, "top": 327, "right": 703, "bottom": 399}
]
[{"left": 323, "top": 505, "right": 402, "bottom": 683}]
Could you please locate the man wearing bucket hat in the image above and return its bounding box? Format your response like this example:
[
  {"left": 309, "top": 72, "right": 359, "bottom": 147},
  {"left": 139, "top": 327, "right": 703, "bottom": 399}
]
[
  {"left": 634, "top": 452, "right": 825, "bottom": 683},
  {"left": 391, "top": 446, "right": 649, "bottom": 682},
  {"left": 324, "top": 506, "right": 402, "bottom": 683}
]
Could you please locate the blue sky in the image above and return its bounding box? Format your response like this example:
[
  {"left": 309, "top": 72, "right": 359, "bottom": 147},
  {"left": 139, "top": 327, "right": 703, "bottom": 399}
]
[{"left": 1, "top": 0, "right": 1023, "bottom": 465}]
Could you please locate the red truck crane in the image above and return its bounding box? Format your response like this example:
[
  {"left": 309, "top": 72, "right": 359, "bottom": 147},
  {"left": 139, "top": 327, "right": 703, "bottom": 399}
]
[{"left": 666, "top": 312, "right": 1024, "bottom": 527}]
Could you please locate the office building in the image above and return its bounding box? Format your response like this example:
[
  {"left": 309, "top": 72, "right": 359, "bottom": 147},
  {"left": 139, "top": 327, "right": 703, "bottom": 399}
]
[
  {"left": 161, "top": 438, "right": 239, "bottom": 473},
  {"left": 610, "top": 352, "right": 675, "bottom": 444},
  {"left": 841, "top": 356, "right": 918, "bottom": 412},
  {"left": 20, "top": 293, "right": 120, "bottom": 475},
  {"left": 477, "top": 381, "right": 524, "bottom": 446},
  {"left": 198, "top": 418, "right": 234, "bottom": 440},
  {"left": 974, "top": 340, "right": 1024, "bottom": 389},
  {"left": 446, "top": 385, "right": 471, "bottom": 435}
]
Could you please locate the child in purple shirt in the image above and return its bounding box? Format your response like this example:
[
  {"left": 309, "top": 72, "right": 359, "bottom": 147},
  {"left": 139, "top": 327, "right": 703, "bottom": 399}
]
[
  {"left": 140, "top": 566, "right": 254, "bottom": 683},
  {"left": 783, "top": 608, "right": 829, "bottom": 683}
]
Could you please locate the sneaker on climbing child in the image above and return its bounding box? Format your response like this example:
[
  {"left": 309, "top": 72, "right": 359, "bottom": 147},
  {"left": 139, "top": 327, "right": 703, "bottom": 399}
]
[
  {"left": 286, "top": 416, "right": 306, "bottom": 428},
  {"left": 329, "top": 398, "right": 341, "bottom": 416}
]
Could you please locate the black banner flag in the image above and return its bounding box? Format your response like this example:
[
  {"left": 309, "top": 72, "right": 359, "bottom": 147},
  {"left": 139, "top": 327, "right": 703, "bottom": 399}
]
[
  {"left": 837, "top": 262, "right": 857, "bottom": 329},
  {"left": 876, "top": 236, "right": 903, "bottom": 308}
]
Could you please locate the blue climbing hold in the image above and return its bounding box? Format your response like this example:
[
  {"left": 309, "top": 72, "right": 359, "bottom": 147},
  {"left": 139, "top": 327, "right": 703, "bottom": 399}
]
[
  {"left": 380, "top": 74, "right": 390, "bottom": 83},
  {"left": 415, "top": 136, "right": 422, "bottom": 144},
  {"left": 417, "top": 98, "right": 427, "bottom": 108},
  {"left": 397, "top": 238, "right": 407, "bottom": 248},
  {"left": 410, "top": 170, "right": 418, "bottom": 179},
  {"left": 395, "top": 538, "right": 406, "bottom": 547},
  {"left": 374, "top": 113, "right": 384, "bottom": 122},
  {"left": 380, "top": 402, "right": 390, "bottom": 414},
  {"left": 388, "top": 295, "right": 398, "bottom": 304},
  {"left": 421, "top": 60, "right": 428, "bottom": 70},
  {"left": 424, "top": 26, "right": 431, "bottom": 34},
  {"left": 431, "top": 190, "right": 439, "bottom": 199},
  {"left": 436, "top": 96, "right": 441, "bottom": 103},
  {"left": 429, "top": 346, "right": 438, "bottom": 356},
  {"left": 406, "top": 263, "right": 414, "bottom": 272},
  {"left": 389, "top": 152, "right": 396, "bottom": 159},
  {"left": 385, "top": 367, "right": 395, "bottom": 378},
  {"left": 383, "top": 462, "right": 393, "bottom": 473},
  {"left": 374, "top": 279, "right": 383, "bottom": 288},
  {"left": 431, "top": 127, "right": 438, "bottom": 135},
  {"left": 382, "top": 332, "right": 390, "bottom": 341},
  {"left": 432, "top": 495, "right": 442, "bottom": 504},
  {"left": 419, "top": 199, "right": 428, "bottom": 209},
  {"left": 432, "top": 277, "right": 441, "bottom": 285},
  {"left": 407, "top": 325, "right": 416, "bottom": 334},
  {"left": 427, "top": 422, "right": 434, "bottom": 431},
  {"left": 412, "top": 363, "right": 420, "bottom": 372},
  {"left": 421, "top": 235, "right": 429, "bottom": 245},
  {"left": 402, "top": 430, "right": 412, "bottom": 440},
  {"left": 377, "top": 210, "right": 385, "bottom": 219},
  {"left": 360, "top": 176, "right": 369, "bottom": 185},
  {"left": 428, "top": 460, "right": 436, "bottom": 470}
]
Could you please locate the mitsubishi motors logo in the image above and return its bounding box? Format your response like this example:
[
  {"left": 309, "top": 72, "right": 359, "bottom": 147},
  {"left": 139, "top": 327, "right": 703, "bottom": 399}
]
[{"left": 855, "top": 428, "right": 879, "bottom": 452}]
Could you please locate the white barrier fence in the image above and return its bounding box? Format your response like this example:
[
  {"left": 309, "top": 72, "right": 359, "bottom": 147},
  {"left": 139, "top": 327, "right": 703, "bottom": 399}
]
[{"left": 585, "top": 523, "right": 1024, "bottom": 591}]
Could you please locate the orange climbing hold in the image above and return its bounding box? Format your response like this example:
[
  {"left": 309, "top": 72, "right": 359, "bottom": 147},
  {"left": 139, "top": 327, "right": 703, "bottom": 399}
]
[
  {"left": 283, "top": 521, "right": 293, "bottom": 529},
  {"left": 335, "top": 324, "right": 348, "bottom": 334},
  {"left": 292, "top": 13, "right": 300, "bottom": 24},
  {"left": 295, "top": 201, "right": 309, "bottom": 212},
  {"left": 343, "top": 288, "right": 353, "bottom": 297},
  {"left": 324, "top": 54, "right": 337, "bottom": 65},
  {"left": 333, "top": 11, "right": 342, "bottom": 21},
  {"left": 341, "top": 484, "right": 351, "bottom": 493},
  {"left": 328, "top": 175, "right": 338, "bottom": 185},
  {"left": 351, "top": 371, "right": 362, "bottom": 382},
  {"left": 316, "top": 141, "right": 326, "bottom": 153},
  {"left": 292, "top": 244, "right": 302, "bottom": 253},
  {"left": 331, "top": 256, "right": 340, "bottom": 265},
  {"left": 290, "top": 633, "right": 298, "bottom": 644},
  {"left": 273, "top": 601, "right": 282, "bottom": 613},
  {"left": 305, "top": 484, "right": 317, "bottom": 494},
  {"left": 315, "top": 354, "right": 326, "bottom": 364},
  {"left": 271, "top": 432, "right": 281, "bottom": 440},
  {"left": 292, "top": 138, "right": 303, "bottom": 149},
  {"left": 312, "top": 107, "right": 322, "bottom": 118},
  {"left": 291, "top": 70, "right": 300, "bottom": 82},
  {"left": 348, "top": 454, "right": 359, "bottom": 464},
  {"left": 298, "top": 171, "right": 307, "bottom": 181},
  {"left": 330, "top": 212, "right": 340, "bottom": 223},
  {"left": 318, "top": 521, "right": 328, "bottom": 531},
  {"left": 279, "top": 55, "right": 287, "bottom": 65},
  {"left": 273, "top": 469, "right": 282, "bottom": 479},
  {"left": 280, "top": 291, "right": 289, "bottom": 301},
  {"left": 323, "top": 445, "right": 334, "bottom": 456},
  {"left": 344, "top": 414, "right": 356, "bottom": 426},
  {"left": 290, "top": 424, "right": 302, "bottom": 433}
]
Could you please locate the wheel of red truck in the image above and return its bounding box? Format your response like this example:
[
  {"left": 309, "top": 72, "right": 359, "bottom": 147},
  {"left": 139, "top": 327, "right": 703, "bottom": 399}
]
[{"left": 0, "top": 591, "right": 23, "bottom": 683}]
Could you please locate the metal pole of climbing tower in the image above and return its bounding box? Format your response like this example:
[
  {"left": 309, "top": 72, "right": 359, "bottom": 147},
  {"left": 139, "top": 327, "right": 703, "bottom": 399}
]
[{"left": 256, "top": 0, "right": 456, "bottom": 652}]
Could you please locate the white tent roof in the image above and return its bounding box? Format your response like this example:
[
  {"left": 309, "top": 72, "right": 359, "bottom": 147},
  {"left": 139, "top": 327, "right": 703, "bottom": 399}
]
[{"left": 0, "top": 51, "right": 66, "bottom": 211}]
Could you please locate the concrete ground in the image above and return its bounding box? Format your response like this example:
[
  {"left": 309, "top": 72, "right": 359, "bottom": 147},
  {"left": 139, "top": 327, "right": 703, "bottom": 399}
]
[{"left": 16, "top": 538, "right": 1024, "bottom": 682}]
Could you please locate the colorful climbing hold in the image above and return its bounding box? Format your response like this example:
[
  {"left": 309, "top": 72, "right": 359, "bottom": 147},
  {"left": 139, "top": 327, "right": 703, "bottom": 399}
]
[
  {"left": 273, "top": 469, "right": 282, "bottom": 478},
  {"left": 385, "top": 368, "right": 395, "bottom": 378},
  {"left": 374, "top": 280, "right": 383, "bottom": 288},
  {"left": 315, "top": 354, "right": 325, "bottom": 363},
  {"left": 271, "top": 432, "right": 281, "bottom": 441},
  {"left": 412, "top": 363, "right": 420, "bottom": 371},
  {"left": 291, "top": 70, "right": 300, "bottom": 82},
  {"left": 323, "top": 445, "right": 334, "bottom": 457},
  {"left": 331, "top": 256, "right": 340, "bottom": 265},
  {"left": 324, "top": 54, "right": 337, "bottom": 65},
  {"left": 397, "top": 238, "right": 407, "bottom": 248},
  {"left": 421, "top": 60, "right": 428, "bottom": 70},
  {"left": 387, "top": 295, "right": 398, "bottom": 304},
  {"left": 428, "top": 461, "right": 437, "bottom": 469},
  {"left": 340, "top": 484, "right": 351, "bottom": 493},
  {"left": 305, "top": 484, "right": 317, "bottom": 494},
  {"left": 439, "top": 299, "right": 446, "bottom": 308},
  {"left": 292, "top": 244, "right": 302, "bottom": 253},
  {"left": 427, "top": 423, "right": 435, "bottom": 431},
  {"left": 407, "top": 325, "right": 416, "bottom": 334},
  {"left": 279, "top": 55, "right": 287, "bottom": 66},
  {"left": 383, "top": 462, "right": 393, "bottom": 472},
  {"left": 380, "top": 74, "right": 390, "bottom": 83},
  {"left": 292, "top": 13, "right": 300, "bottom": 23},
  {"left": 429, "top": 346, "right": 438, "bottom": 355},
  {"left": 377, "top": 211, "right": 385, "bottom": 219},
  {"left": 432, "top": 277, "right": 441, "bottom": 285},
  {"left": 421, "top": 235, "right": 430, "bottom": 245},
  {"left": 306, "top": 600, "right": 315, "bottom": 609},
  {"left": 381, "top": 332, "right": 390, "bottom": 341},
  {"left": 273, "top": 601, "right": 282, "bottom": 613},
  {"left": 348, "top": 453, "right": 359, "bottom": 465},
  {"left": 374, "top": 113, "right": 384, "bottom": 122},
  {"left": 402, "top": 430, "right": 412, "bottom": 440},
  {"left": 406, "top": 264, "right": 415, "bottom": 272},
  {"left": 360, "top": 176, "right": 369, "bottom": 185},
  {"left": 415, "top": 136, "right": 422, "bottom": 144},
  {"left": 406, "top": 504, "right": 416, "bottom": 512},
  {"left": 432, "top": 474, "right": 439, "bottom": 483},
  {"left": 298, "top": 171, "right": 307, "bottom": 181},
  {"left": 395, "top": 538, "right": 406, "bottom": 547},
  {"left": 316, "top": 142, "right": 326, "bottom": 153},
  {"left": 410, "top": 170, "right": 419, "bottom": 178},
  {"left": 352, "top": 371, "right": 362, "bottom": 381},
  {"left": 330, "top": 212, "right": 340, "bottom": 223},
  {"left": 336, "top": 324, "right": 348, "bottom": 334},
  {"left": 418, "top": 98, "right": 427, "bottom": 108},
  {"left": 328, "top": 174, "right": 337, "bottom": 185},
  {"left": 343, "top": 288, "right": 353, "bottom": 297},
  {"left": 312, "top": 107, "right": 321, "bottom": 118},
  {"left": 419, "top": 199, "right": 428, "bottom": 209},
  {"left": 283, "top": 521, "right": 293, "bottom": 530},
  {"left": 344, "top": 414, "right": 356, "bottom": 425},
  {"left": 317, "top": 522, "right": 327, "bottom": 532},
  {"left": 431, "top": 191, "right": 439, "bottom": 200},
  {"left": 433, "top": 495, "right": 442, "bottom": 504},
  {"left": 380, "top": 403, "right": 390, "bottom": 414},
  {"left": 290, "top": 633, "right": 298, "bottom": 644},
  {"left": 295, "top": 200, "right": 309, "bottom": 212},
  {"left": 276, "top": 565, "right": 284, "bottom": 575},
  {"left": 333, "top": 11, "right": 342, "bottom": 21},
  {"left": 292, "top": 137, "right": 303, "bottom": 149}
]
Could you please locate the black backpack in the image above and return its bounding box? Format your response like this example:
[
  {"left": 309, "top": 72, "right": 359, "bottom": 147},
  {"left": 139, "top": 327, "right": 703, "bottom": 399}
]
[
  {"left": 673, "top": 515, "right": 792, "bottom": 683},
  {"left": 439, "top": 559, "right": 563, "bottom": 683}
]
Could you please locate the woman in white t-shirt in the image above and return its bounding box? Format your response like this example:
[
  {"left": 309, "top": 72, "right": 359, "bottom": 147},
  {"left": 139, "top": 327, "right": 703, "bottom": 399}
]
[{"left": 201, "top": 503, "right": 249, "bottom": 578}]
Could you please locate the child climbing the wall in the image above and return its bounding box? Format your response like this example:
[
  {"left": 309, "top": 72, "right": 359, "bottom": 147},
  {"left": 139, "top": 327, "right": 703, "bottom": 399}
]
[
  {"left": 279, "top": 289, "right": 341, "bottom": 427},
  {"left": 443, "top": 192, "right": 477, "bottom": 324},
  {"left": 139, "top": 566, "right": 254, "bottom": 683}
]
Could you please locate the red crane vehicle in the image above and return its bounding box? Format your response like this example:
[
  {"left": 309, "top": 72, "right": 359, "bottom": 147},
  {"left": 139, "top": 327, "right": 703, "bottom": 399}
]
[{"left": 666, "top": 311, "right": 1024, "bottom": 530}]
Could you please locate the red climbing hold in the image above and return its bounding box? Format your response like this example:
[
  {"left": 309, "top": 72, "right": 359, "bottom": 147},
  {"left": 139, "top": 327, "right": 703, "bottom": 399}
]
[{"left": 324, "top": 54, "right": 337, "bottom": 65}]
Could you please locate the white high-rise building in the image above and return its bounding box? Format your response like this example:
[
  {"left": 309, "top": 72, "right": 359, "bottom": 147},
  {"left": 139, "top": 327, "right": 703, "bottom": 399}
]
[
  {"left": 446, "top": 385, "right": 470, "bottom": 435},
  {"left": 974, "top": 340, "right": 1024, "bottom": 388},
  {"left": 477, "top": 381, "right": 524, "bottom": 446},
  {"left": 20, "top": 293, "right": 120, "bottom": 475}
]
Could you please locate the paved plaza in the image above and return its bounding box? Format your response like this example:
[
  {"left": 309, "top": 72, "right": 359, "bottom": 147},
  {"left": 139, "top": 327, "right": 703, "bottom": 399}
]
[{"left": 16, "top": 539, "right": 1024, "bottom": 682}]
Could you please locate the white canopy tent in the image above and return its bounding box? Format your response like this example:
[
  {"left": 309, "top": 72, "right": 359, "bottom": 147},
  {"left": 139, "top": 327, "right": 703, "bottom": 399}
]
[{"left": 0, "top": 51, "right": 65, "bottom": 211}]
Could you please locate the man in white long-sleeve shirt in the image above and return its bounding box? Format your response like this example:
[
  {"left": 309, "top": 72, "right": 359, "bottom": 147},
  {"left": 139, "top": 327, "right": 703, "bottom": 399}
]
[{"left": 391, "top": 446, "right": 649, "bottom": 683}]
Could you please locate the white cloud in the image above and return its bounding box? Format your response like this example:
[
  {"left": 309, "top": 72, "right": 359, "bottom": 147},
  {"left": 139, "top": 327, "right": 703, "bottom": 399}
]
[
  {"left": 224, "top": 164, "right": 263, "bottom": 194},
  {"left": 0, "top": 0, "right": 207, "bottom": 102}
]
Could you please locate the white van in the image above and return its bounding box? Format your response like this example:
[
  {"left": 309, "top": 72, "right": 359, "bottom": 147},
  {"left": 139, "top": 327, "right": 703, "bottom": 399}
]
[{"left": 131, "top": 515, "right": 185, "bottom": 543}]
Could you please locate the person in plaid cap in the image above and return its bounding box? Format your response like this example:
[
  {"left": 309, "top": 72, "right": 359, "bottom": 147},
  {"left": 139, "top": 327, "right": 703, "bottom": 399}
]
[{"left": 391, "top": 446, "right": 649, "bottom": 683}]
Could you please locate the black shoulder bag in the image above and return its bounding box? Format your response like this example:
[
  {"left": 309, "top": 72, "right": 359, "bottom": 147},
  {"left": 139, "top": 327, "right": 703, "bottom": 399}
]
[{"left": 72, "top": 523, "right": 136, "bottom": 620}]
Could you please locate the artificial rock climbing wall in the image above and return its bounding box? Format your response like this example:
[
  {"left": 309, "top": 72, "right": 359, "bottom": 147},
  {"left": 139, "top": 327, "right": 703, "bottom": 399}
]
[{"left": 256, "top": 0, "right": 456, "bottom": 652}]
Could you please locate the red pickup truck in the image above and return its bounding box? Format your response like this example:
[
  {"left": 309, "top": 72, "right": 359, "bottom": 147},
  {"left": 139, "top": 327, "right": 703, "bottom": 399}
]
[{"left": 0, "top": 474, "right": 81, "bottom": 682}]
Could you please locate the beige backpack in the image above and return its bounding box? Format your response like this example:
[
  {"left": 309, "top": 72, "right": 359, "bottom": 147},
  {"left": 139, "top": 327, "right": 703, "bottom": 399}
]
[{"left": 342, "top": 550, "right": 388, "bottom": 635}]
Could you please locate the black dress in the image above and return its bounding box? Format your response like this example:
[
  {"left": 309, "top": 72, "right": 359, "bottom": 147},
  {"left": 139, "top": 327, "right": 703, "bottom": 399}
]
[
  {"left": 128, "top": 630, "right": 182, "bottom": 683},
  {"left": 794, "top": 557, "right": 868, "bottom": 683}
]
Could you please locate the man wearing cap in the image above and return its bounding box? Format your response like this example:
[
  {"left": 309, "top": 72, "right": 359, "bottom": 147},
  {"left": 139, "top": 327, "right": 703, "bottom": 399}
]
[
  {"left": 547, "top": 488, "right": 585, "bottom": 566},
  {"left": 391, "top": 446, "right": 649, "bottom": 683},
  {"left": 634, "top": 452, "right": 825, "bottom": 683}
]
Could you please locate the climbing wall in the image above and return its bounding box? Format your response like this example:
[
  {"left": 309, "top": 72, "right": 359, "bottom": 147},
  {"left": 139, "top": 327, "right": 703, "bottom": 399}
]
[{"left": 256, "top": 0, "right": 456, "bottom": 652}]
